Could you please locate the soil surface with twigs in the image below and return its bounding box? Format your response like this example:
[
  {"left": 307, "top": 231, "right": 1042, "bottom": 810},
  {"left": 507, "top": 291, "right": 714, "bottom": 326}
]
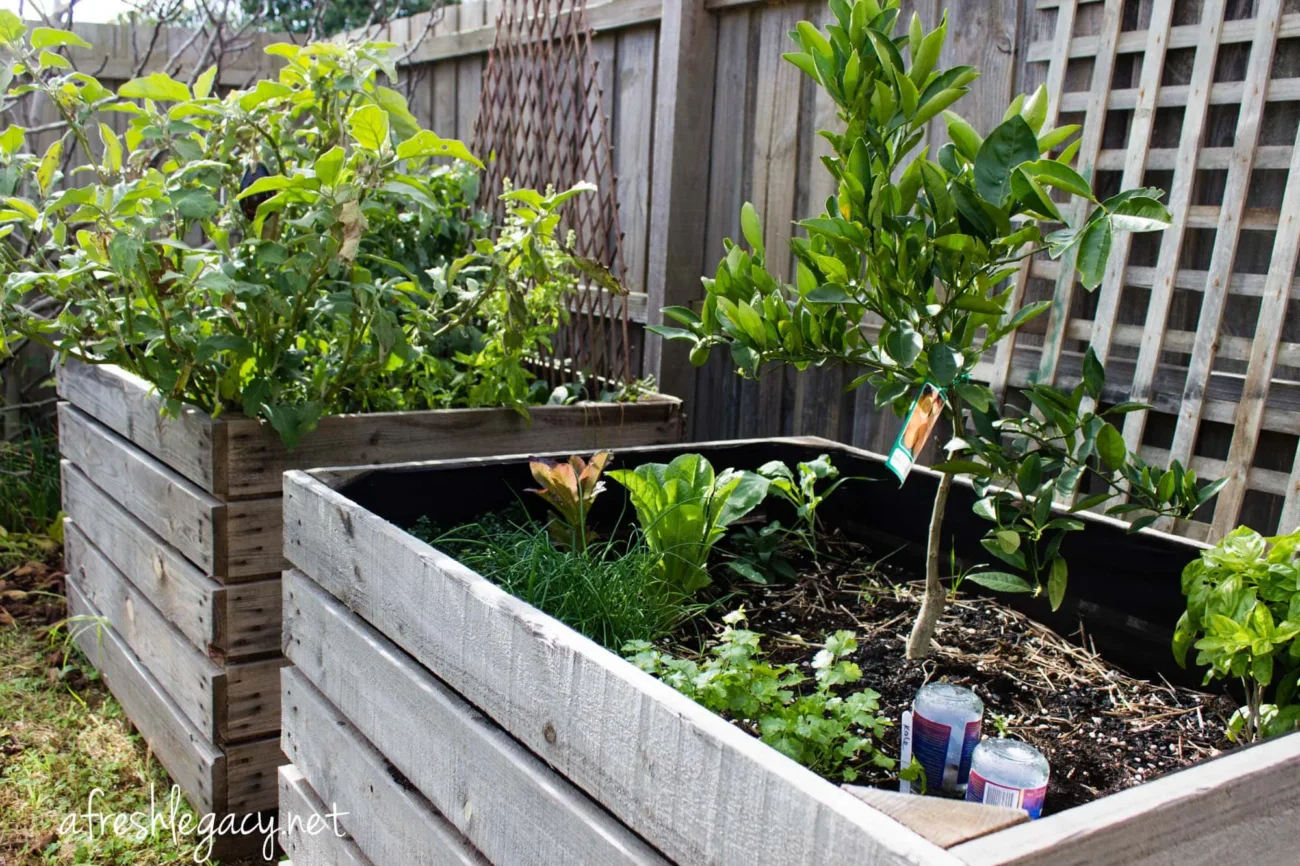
[{"left": 680, "top": 527, "right": 1237, "bottom": 815}]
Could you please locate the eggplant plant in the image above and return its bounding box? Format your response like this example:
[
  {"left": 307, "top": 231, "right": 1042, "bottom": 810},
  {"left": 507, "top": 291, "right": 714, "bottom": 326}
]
[
  {"left": 0, "top": 20, "right": 609, "bottom": 447},
  {"left": 651, "top": 0, "right": 1223, "bottom": 657}
]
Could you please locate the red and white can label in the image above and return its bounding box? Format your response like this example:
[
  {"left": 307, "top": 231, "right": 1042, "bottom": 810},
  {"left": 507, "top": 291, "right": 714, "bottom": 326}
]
[{"left": 966, "top": 770, "right": 1047, "bottom": 819}]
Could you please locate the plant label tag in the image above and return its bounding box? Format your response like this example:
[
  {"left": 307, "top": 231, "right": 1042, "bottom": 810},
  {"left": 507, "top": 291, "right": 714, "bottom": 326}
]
[
  {"left": 899, "top": 710, "right": 914, "bottom": 794},
  {"left": 886, "top": 382, "right": 947, "bottom": 484}
]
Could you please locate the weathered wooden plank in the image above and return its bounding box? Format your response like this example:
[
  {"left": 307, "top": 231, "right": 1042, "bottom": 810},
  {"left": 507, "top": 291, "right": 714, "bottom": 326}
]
[
  {"left": 1217, "top": 139, "right": 1300, "bottom": 536},
  {"left": 1161, "top": 1, "right": 1283, "bottom": 530},
  {"left": 59, "top": 402, "right": 283, "bottom": 580},
  {"left": 644, "top": 0, "right": 716, "bottom": 420},
  {"left": 279, "top": 765, "right": 373, "bottom": 866},
  {"left": 58, "top": 402, "right": 219, "bottom": 573},
  {"left": 56, "top": 360, "right": 222, "bottom": 493},
  {"left": 64, "top": 523, "right": 285, "bottom": 743},
  {"left": 222, "top": 496, "right": 285, "bottom": 578},
  {"left": 750, "top": 2, "right": 805, "bottom": 435},
  {"left": 1097, "top": 143, "right": 1293, "bottom": 172},
  {"left": 66, "top": 578, "right": 224, "bottom": 815},
  {"left": 223, "top": 578, "right": 283, "bottom": 661},
  {"left": 62, "top": 460, "right": 220, "bottom": 655},
  {"left": 63, "top": 459, "right": 282, "bottom": 659},
  {"left": 62, "top": 362, "right": 682, "bottom": 500},
  {"left": 281, "top": 668, "right": 490, "bottom": 866},
  {"left": 65, "top": 523, "right": 222, "bottom": 739},
  {"left": 1058, "top": 75, "right": 1300, "bottom": 113},
  {"left": 843, "top": 787, "right": 1028, "bottom": 849},
  {"left": 222, "top": 398, "right": 683, "bottom": 498},
  {"left": 613, "top": 26, "right": 656, "bottom": 292},
  {"left": 224, "top": 655, "right": 288, "bottom": 744},
  {"left": 282, "top": 471, "right": 960, "bottom": 866},
  {"left": 224, "top": 736, "right": 285, "bottom": 814},
  {"left": 951, "top": 733, "right": 1300, "bottom": 866},
  {"left": 284, "top": 570, "right": 668, "bottom": 865}
]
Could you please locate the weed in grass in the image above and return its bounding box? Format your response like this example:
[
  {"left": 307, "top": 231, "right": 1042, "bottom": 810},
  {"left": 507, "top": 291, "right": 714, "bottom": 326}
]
[{"left": 415, "top": 510, "right": 703, "bottom": 650}]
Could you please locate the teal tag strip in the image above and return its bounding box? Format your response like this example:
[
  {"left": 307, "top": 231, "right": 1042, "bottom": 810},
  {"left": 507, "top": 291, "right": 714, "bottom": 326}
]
[{"left": 886, "top": 380, "right": 948, "bottom": 485}]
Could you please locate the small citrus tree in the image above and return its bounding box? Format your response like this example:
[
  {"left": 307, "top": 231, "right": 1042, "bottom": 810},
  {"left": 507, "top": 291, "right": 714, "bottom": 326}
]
[{"left": 654, "top": 0, "right": 1225, "bottom": 658}]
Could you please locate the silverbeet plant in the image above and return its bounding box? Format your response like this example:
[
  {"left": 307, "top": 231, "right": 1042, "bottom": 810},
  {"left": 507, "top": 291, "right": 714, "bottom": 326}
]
[
  {"left": 608, "top": 454, "right": 769, "bottom": 595},
  {"left": 650, "top": 0, "right": 1221, "bottom": 658},
  {"left": 624, "top": 608, "right": 894, "bottom": 781}
]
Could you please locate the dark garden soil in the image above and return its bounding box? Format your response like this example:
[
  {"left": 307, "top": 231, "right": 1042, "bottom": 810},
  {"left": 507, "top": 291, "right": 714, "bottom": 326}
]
[{"left": 680, "top": 524, "right": 1237, "bottom": 815}]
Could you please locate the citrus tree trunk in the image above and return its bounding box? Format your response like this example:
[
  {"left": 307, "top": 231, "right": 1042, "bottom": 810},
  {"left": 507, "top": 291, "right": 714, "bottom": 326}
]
[{"left": 905, "top": 470, "right": 953, "bottom": 659}]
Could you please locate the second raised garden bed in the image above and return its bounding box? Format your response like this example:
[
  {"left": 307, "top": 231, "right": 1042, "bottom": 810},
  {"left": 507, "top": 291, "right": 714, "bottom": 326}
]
[
  {"left": 279, "top": 437, "right": 1300, "bottom": 865},
  {"left": 58, "top": 359, "right": 682, "bottom": 858}
]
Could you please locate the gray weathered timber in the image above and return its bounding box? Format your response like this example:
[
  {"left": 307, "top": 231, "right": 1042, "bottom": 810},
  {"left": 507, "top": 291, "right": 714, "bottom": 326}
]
[
  {"left": 58, "top": 360, "right": 684, "bottom": 499},
  {"left": 66, "top": 577, "right": 224, "bottom": 813},
  {"left": 221, "top": 398, "right": 682, "bottom": 498},
  {"left": 62, "top": 461, "right": 221, "bottom": 654},
  {"left": 62, "top": 461, "right": 281, "bottom": 659},
  {"left": 951, "top": 732, "right": 1300, "bottom": 866},
  {"left": 281, "top": 668, "right": 489, "bottom": 866},
  {"left": 224, "top": 736, "right": 284, "bottom": 814},
  {"left": 65, "top": 523, "right": 285, "bottom": 744},
  {"left": 59, "top": 402, "right": 220, "bottom": 574},
  {"left": 282, "top": 470, "right": 960, "bottom": 866},
  {"left": 278, "top": 765, "right": 373, "bottom": 866},
  {"left": 58, "top": 402, "right": 283, "bottom": 580},
  {"left": 283, "top": 570, "right": 669, "bottom": 866},
  {"left": 56, "top": 360, "right": 220, "bottom": 492},
  {"left": 65, "top": 524, "right": 222, "bottom": 738}
]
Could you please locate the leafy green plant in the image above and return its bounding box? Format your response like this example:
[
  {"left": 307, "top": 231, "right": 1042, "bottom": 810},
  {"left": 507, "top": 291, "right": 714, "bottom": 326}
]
[
  {"left": 416, "top": 511, "right": 697, "bottom": 650},
  {"left": 625, "top": 609, "right": 894, "bottom": 781},
  {"left": 647, "top": 0, "right": 1218, "bottom": 658},
  {"left": 526, "top": 451, "right": 611, "bottom": 552},
  {"left": 757, "top": 453, "right": 851, "bottom": 554},
  {"left": 608, "top": 454, "right": 770, "bottom": 594},
  {"left": 0, "top": 22, "right": 605, "bottom": 447},
  {"left": 1173, "top": 527, "right": 1300, "bottom": 743},
  {"left": 725, "top": 521, "right": 797, "bottom": 584}
]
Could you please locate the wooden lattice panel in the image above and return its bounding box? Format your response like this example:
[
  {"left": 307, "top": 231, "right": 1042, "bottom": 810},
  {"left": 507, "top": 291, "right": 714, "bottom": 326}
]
[
  {"left": 980, "top": 0, "right": 1300, "bottom": 542},
  {"left": 473, "top": 0, "right": 634, "bottom": 385}
]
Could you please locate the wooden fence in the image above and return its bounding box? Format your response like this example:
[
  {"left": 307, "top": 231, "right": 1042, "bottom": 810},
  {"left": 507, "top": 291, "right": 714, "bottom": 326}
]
[{"left": 11, "top": 0, "right": 1300, "bottom": 541}]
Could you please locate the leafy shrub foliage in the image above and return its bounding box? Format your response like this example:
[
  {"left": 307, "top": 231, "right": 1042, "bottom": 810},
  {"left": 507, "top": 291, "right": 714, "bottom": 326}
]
[
  {"left": 0, "top": 20, "right": 610, "bottom": 446},
  {"left": 1174, "top": 527, "right": 1300, "bottom": 742}
]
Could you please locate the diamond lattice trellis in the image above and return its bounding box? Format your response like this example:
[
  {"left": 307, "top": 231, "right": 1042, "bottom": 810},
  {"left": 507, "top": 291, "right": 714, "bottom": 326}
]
[{"left": 472, "top": 0, "right": 632, "bottom": 386}]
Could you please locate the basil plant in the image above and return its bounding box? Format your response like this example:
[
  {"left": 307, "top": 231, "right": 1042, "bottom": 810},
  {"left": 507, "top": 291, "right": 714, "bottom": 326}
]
[{"left": 651, "top": 0, "right": 1222, "bottom": 658}]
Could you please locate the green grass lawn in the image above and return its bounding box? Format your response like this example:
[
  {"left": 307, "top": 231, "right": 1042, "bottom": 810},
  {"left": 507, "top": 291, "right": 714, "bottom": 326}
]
[{"left": 0, "top": 582, "right": 222, "bottom": 865}]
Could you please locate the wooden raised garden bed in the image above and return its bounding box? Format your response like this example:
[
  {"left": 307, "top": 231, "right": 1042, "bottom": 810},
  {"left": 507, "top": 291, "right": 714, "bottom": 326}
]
[
  {"left": 57, "top": 359, "right": 682, "bottom": 858},
  {"left": 279, "top": 437, "right": 1300, "bottom": 865}
]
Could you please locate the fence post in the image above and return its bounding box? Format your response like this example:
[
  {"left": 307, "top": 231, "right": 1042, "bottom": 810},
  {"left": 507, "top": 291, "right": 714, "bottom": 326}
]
[{"left": 644, "top": 0, "right": 716, "bottom": 421}]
